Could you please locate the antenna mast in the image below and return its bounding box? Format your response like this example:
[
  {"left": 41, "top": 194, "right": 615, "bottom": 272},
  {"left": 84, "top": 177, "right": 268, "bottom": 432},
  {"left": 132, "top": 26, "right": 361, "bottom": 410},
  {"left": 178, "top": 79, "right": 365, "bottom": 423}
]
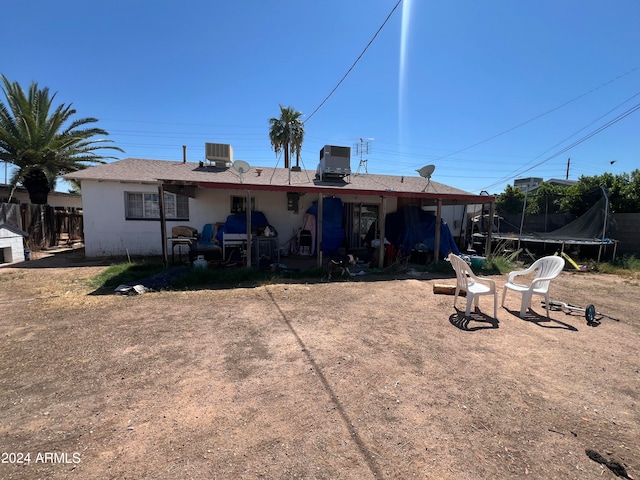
[{"left": 355, "top": 138, "right": 373, "bottom": 174}]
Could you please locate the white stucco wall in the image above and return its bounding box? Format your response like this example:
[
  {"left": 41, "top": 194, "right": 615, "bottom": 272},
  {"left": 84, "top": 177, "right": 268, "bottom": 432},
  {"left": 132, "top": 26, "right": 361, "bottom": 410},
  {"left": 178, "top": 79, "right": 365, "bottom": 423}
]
[
  {"left": 80, "top": 179, "right": 467, "bottom": 258},
  {"left": 81, "top": 181, "right": 161, "bottom": 257}
]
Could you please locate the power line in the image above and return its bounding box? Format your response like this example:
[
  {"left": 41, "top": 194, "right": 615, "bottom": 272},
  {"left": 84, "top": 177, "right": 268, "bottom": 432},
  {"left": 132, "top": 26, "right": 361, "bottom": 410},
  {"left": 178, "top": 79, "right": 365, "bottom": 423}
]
[
  {"left": 425, "top": 66, "right": 640, "bottom": 165},
  {"left": 484, "top": 88, "right": 640, "bottom": 189},
  {"left": 481, "top": 99, "right": 640, "bottom": 191},
  {"left": 304, "top": 0, "right": 403, "bottom": 123}
]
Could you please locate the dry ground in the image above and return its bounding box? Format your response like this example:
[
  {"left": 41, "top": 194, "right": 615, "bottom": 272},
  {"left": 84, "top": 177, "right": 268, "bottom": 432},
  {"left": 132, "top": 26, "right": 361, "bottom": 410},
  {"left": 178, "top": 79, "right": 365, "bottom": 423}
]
[{"left": 0, "top": 249, "right": 639, "bottom": 479}]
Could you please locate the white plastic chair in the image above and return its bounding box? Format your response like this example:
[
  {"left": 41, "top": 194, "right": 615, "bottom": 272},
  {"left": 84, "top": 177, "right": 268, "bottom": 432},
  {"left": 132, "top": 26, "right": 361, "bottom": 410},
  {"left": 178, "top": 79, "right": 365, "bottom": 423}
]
[
  {"left": 502, "top": 255, "right": 565, "bottom": 317},
  {"left": 448, "top": 253, "right": 498, "bottom": 318}
]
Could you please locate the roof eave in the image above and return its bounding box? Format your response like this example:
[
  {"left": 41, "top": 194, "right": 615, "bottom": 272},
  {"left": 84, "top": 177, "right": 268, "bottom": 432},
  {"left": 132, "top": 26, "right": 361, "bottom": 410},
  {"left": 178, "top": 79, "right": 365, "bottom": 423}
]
[{"left": 160, "top": 179, "right": 493, "bottom": 205}]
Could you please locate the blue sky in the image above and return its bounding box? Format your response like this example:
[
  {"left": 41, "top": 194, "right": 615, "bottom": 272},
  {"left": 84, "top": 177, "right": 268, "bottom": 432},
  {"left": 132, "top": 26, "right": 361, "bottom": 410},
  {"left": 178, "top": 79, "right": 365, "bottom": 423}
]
[{"left": 3, "top": 0, "right": 639, "bottom": 194}]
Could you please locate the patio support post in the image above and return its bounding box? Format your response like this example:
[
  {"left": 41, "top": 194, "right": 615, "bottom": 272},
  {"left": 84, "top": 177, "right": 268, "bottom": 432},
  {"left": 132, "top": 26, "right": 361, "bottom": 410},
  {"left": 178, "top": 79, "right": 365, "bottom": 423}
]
[
  {"left": 598, "top": 185, "right": 609, "bottom": 263},
  {"left": 317, "top": 193, "right": 323, "bottom": 268},
  {"left": 434, "top": 199, "right": 442, "bottom": 263},
  {"left": 517, "top": 188, "right": 528, "bottom": 252},
  {"left": 485, "top": 199, "right": 494, "bottom": 257},
  {"left": 246, "top": 190, "right": 252, "bottom": 268},
  {"left": 158, "top": 183, "right": 168, "bottom": 267},
  {"left": 378, "top": 196, "right": 386, "bottom": 268}
]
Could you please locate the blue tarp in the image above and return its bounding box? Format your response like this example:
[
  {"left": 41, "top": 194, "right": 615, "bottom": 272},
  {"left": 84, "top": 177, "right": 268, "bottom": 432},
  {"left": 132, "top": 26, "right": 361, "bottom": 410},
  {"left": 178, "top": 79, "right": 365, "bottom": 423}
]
[
  {"left": 215, "top": 211, "right": 270, "bottom": 243},
  {"left": 385, "top": 205, "right": 460, "bottom": 257},
  {"left": 198, "top": 223, "right": 217, "bottom": 248},
  {"left": 306, "top": 197, "right": 345, "bottom": 255}
]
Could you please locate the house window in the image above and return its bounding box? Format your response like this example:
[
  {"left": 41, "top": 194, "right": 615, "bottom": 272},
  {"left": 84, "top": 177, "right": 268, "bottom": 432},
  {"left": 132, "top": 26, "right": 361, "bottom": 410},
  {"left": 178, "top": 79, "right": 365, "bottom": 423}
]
[
  {"left": 230, "top": 195, "right": 255, "bottom": 213},
  {"left": 125, "top": 192, "right": 189, "bottom": 220}
]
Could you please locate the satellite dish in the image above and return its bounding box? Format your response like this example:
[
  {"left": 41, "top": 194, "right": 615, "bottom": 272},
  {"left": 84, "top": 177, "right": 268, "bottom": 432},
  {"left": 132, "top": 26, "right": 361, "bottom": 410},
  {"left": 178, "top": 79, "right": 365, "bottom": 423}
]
[
  {"left": 416, "top": 164, "right": 436, "bottom": 192},
  {"left": 416, "top": 164, "right": 435, "bottom": 179},
  {"left": 232, "top": 160, "right": 251, "bottom": 182},
  {"left": 233, "top": 160, "right": 251, "bottom": 174}
]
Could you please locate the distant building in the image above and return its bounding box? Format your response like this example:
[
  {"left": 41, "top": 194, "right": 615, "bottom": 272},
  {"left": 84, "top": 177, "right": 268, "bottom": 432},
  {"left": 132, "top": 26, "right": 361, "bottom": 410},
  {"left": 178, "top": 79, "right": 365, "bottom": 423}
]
[
  {"left": 514, "top": 177, "right": 576, "bottom": 194},
  {"left": 546, "top": 178, "right": 577, "bottom": 188},
  {"left": 0, "top": 184, "right": 82, "bottom": 210},
  {"left": 514, "top": 177, "right": 543, "bottom": 193}
]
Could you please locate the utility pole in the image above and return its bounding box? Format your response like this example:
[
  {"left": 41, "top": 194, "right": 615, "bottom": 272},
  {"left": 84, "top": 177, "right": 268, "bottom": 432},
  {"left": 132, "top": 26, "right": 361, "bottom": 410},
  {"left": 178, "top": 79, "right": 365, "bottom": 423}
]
[
  {"left": 355, "top": 138, "right": 373, "bottom": 174},
  {"left": 566, "top": 158, "right": 570, "bottom": 180}
]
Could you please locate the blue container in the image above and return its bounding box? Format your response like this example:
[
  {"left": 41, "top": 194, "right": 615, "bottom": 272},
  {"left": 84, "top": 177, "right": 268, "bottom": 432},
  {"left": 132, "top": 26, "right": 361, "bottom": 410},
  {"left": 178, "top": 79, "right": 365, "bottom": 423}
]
[
  {"left": 24, "top": 249, "right": 31, "bottom": 261},
  {"left": 470, "top": 256, "right": 486, "bottom": 269}
]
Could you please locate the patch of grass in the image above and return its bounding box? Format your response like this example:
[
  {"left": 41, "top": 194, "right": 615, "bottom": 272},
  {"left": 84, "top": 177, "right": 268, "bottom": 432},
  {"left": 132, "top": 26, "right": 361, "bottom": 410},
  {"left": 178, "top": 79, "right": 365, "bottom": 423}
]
[
  {"left": 89, "top": 253, "right": 640, "bottom": 291},
  {"left": 478, "top": 253, "right": 640, "bottom": 279},
  {"left": 615, "top": 254, "right": 640, "bottom": 271},
  {"left": 428, "top": 261, "right": 455, "bottom": 275},
  {"left": 171, "top": 265, "right": 324, "bottom": 289},
  {"left": 90, "top": 262, "right": 165, "bottom": 290},
  {"left": 172, "top": 266, "right": 258, "bottom": 288},
  {"left": 426, "top": 255, "right": 513, "bottom": 276},
  {"left": 595, "top": 254, "right": 640, "bottom": 278}
]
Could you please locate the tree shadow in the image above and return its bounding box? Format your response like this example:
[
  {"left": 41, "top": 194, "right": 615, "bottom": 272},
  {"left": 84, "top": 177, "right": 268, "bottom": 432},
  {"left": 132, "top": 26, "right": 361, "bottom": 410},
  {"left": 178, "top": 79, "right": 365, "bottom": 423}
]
[
  {"left": 1, "top": 247, "right": 111, "bottom": 270},
  {"left": 449, "top": 308, "right": 499, "bottom": 331},
  {"left": 264, "top": 288, "right": 384, "bottom": 479}
]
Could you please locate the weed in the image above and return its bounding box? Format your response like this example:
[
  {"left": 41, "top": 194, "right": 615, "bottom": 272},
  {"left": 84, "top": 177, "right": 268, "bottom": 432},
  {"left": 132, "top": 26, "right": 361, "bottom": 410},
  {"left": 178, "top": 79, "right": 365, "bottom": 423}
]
[
  {"left": 482, "top": 255, "right": 516, "bottom": 274},
  {"left": 596, "top": 254, "right": 640, "bottom": 278},
  {"left": 90, "top": 262, "right": 165, "bottom": 290},
  {"left": 429, "top": 261, "right": 455, "bottom": 275}
]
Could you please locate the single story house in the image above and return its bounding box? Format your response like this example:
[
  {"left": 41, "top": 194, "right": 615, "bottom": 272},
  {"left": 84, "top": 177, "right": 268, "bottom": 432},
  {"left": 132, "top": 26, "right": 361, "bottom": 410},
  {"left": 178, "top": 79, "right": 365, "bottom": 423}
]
[
  {"left": 65, "top": 155, "right": 496, "bottom": 267},
  {"left": 0, "top": 183, "right": 83, "bottom": 210}
]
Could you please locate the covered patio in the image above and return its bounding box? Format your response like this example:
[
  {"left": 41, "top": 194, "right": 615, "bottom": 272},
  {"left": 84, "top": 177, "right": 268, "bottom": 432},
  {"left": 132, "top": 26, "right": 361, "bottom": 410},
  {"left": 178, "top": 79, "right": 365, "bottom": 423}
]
[{"left": 156, "top": 166, "right": 496, "bottom": 269}]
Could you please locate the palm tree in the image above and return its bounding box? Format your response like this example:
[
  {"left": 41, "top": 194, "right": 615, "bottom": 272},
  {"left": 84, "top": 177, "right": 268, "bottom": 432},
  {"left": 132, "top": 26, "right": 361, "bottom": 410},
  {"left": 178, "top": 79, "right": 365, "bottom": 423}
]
[
  {"left": 0, "top": 75, "right": 123, "bottom": 204},
  {"left": 268, "top": 105, "right": 305, "bottom": 169}
]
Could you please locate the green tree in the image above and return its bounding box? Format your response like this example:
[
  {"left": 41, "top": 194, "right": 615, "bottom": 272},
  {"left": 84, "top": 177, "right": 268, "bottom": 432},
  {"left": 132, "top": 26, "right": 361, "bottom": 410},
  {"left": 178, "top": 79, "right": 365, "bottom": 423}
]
[
  {"left": 0, "top": 75, "right": 123, "bottom": 204},
  {"left": 496, "top": 171, "right": 640, "bottom": 217},
  {"left": 558, "top": 172, "right": 640, "bottom": 215},
  {"left": 559, "top": 175, "right": 610, "bottom": 215},
  {"left": 495, "top": 184, "right": 525, "bottom": 214},
  {"left": 617, "top": 169, "right": 640, "bottom": 212},
  {"left": 268, "top": 105, "right": 305, "bottom": 169},
  {"left": 525, "top": 183, "right": 565, "bottom": 215}
]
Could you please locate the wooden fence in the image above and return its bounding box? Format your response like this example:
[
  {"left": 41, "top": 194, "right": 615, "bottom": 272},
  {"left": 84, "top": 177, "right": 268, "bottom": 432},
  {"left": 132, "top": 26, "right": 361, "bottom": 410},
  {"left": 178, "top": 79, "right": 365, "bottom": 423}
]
[{"left": 0, "top": 202, "right": 83, "bottom": 249}]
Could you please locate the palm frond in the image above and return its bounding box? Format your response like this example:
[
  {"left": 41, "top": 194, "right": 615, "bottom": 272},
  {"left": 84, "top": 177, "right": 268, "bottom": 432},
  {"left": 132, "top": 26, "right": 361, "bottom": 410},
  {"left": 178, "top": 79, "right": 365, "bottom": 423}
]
[
  {"left": 268, "top": 105, "right": 305, "bottom": 168},
  {"left": 0, "top": 75, "right": 125, "bottom": 203}
]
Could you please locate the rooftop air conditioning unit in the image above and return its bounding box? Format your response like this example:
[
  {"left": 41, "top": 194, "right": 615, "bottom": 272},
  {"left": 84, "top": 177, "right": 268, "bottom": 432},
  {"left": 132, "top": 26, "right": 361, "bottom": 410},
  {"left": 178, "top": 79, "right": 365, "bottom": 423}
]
[
  {"left": 318, "top": 145, "right": 351, "bottom": 180},
  {"left": 205, "top": 143, "right": 233, "bottom": 168}
]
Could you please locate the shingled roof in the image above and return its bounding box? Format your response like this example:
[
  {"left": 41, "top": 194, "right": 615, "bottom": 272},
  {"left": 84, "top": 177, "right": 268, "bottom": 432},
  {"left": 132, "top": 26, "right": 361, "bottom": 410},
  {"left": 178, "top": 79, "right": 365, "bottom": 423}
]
[
  {"left": 0, "top": 223, "right": 28, "bottom": 237},
  {"left": 65, "top": 158, "right": 491, "bottom": 205}
]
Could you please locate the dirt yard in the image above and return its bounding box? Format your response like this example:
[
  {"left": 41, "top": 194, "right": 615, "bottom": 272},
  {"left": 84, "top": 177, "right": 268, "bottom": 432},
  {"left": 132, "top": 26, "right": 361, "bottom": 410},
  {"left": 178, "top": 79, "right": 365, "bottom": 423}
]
[{"left": 0, "top": 249, "right": 638, "bottom": 479}]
